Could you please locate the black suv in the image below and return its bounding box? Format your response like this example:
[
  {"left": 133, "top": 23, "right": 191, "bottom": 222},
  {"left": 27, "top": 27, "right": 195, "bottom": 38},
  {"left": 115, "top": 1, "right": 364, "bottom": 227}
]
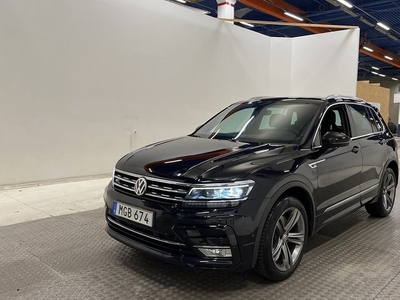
[{"left": 104, "top": 96, "right": 398, "bottom": 281}]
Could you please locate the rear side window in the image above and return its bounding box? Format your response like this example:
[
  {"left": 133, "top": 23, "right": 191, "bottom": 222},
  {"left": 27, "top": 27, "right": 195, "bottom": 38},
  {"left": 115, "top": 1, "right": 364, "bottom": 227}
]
[
  {"left": 348, "top": 104, "right": 377, "bottom": 136},
  {"left": 366, "top": 107, "right": 383, "bottom": 132}
]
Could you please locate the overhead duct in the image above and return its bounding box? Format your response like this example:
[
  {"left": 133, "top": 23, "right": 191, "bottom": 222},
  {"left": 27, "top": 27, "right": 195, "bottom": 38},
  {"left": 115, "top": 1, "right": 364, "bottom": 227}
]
[
  {"left": 235, "top": 7, "right": 253, "bottom": 18},
  {"left": 240, "top": 0, "right": 400, "bottom": 69},
  {"left": 387, "top": 33, "right": 399, "bottom": 41},
  {"left": 359, "top": 17, "right": 375, "bottom": 27},
  {"left": 375, "top": 25, "right": 389, "bottom": 35},
  {"left": 325, "top": 0, "right": 340, "bottom": 7},
  {"left": 340, "top": 6, "right": 358, "bottom": 18}
]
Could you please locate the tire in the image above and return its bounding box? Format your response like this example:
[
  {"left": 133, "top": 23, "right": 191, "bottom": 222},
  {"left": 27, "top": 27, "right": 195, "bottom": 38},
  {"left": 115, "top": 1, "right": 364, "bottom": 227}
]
[
  {"left": 366, "top": 168, "right": 397, "bottom": 217},
  {"left": 255, "top": 196, "right": 308, "bottom": 281}
]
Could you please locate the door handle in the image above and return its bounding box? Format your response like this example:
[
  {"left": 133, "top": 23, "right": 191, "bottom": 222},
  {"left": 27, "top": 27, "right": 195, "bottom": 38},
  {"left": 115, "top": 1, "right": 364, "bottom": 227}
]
[{"left": 351, "top": 146, "right": 360, "bottom": 153}]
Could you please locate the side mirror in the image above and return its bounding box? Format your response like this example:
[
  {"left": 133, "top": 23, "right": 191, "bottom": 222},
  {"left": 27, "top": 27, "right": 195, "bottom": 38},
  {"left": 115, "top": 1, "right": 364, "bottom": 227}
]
[{"left": 322, "top": 131, "right": 350, "bottom": 148}]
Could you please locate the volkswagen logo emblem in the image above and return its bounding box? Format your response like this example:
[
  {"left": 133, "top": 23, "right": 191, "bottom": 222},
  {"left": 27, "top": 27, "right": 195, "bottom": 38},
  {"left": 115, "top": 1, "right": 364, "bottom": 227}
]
[{"left": 134, "top": 177, "right": 147, "bottom": 196}]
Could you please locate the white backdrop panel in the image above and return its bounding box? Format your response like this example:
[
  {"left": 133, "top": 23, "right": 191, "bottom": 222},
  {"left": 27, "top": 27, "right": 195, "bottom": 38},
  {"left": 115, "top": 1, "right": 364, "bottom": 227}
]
[
  {"left": 290, "top": 29, "right": 359, "bottom": 97},
  {"left": 0, "top": 0, "right": 358, "bottom": 185}
]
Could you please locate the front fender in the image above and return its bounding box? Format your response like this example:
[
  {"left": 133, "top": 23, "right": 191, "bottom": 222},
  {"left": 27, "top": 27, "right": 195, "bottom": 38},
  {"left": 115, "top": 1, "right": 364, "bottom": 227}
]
[{"left": 250, "top": 177, "right": 316, "bottom": 269}]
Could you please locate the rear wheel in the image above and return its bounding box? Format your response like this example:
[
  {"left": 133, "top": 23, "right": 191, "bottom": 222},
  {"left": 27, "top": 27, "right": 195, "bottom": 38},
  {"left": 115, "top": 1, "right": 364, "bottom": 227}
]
[
  {"left": 255, "top": 196, "right": 308, "bottom": 281},
  {"left": 366, "top": 168, "right": 396, "bottom": 217}
]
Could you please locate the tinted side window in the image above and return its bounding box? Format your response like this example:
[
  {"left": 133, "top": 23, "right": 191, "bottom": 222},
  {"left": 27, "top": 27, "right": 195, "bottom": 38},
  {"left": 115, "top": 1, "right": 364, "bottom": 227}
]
[
  {"left": 320, "top": 106, "right": 349, "bottom": 137},
  {"left": 348, "top": 104, "right": 375, "bottom": 136},
  {"left": 366, "top": 107, "right": 383, "bottom": 132},
  {"left": 315, "top": 105, "right": 349, "bottom": 146}
]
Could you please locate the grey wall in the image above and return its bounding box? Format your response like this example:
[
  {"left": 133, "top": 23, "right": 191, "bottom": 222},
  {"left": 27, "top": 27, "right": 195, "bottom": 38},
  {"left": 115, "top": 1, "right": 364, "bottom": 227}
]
[{"left": 0, "top": 0, "right": 359, "bottom": 185}]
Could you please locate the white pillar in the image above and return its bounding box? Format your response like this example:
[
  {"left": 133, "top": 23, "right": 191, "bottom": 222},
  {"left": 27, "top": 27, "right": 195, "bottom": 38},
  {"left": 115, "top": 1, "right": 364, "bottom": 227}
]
[{"left": 216, "top": 0, "right": 236, "bottom": 22}]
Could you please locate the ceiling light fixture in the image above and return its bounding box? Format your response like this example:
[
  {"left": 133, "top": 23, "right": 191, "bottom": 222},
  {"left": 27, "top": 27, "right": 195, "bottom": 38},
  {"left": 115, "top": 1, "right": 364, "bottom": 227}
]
[
  {"left": 384, "top": 55, "right": 393, "bottom": 61},
  {"left": 174, "top": 0, "right": 186, "bottom": 3},
  {"left": 284, "top": 11, "right": 304, "bottom": 22},
  {"left": 378, "top": 74, "right": 386, "bottom": 77},
  {"left": 337, "top": 0, "right": 353, "bottom": 9},
  {"left": 371, "top": 66, "right": 379, "bottom": 70},
  {"left": 362, "top": 46, "right": 373, "bottom": 52},
  {"left": 239, "top": 21, "right": 255, "bottom": 28},
  {"left": 371, "top": 71, "right": 379, "bottom": 75},
  {"left": 392, "top": 78, "right": 399, "bottom": 81},
  {"left": 377, "top": 22, "right": 390, "bottom": 31}
]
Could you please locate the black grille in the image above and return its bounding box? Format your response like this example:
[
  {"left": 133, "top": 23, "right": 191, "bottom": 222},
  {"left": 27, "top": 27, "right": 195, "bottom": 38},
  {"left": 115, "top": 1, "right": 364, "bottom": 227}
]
[
  {"left": 107, "top": 214, "right": 194, "bottom": 256},
  {"left": 113, "top": 169, "right": 191, "bottom": 203}
]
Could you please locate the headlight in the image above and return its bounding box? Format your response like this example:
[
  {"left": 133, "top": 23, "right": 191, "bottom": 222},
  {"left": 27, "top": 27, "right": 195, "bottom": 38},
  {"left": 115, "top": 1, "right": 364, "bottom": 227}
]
[{"left": 183, "top": 180, "right": 255, "bottom": 208}]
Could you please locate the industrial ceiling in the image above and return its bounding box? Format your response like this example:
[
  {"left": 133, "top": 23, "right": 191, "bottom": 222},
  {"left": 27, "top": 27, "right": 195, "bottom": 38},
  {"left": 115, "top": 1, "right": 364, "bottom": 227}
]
[{"left": 175, "top": 0, "right": 400, "bottom": 82}]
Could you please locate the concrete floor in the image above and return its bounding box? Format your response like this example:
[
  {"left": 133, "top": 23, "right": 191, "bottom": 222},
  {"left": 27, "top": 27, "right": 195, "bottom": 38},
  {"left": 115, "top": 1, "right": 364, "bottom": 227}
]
[
  {"left": 0, "top": 176, "right": 110, "bottom": 226},
  {"left": 1, "top": 177, "right": 400, "bottom": 299}
]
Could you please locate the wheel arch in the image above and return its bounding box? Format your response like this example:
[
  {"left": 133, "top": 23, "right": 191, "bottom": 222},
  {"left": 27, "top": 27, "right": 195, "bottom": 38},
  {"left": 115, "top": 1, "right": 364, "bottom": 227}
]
[
  {"left": 280, "top": 186, "right": 315, "bottom": 236},
  {"left": 387, "top": 159, "right": 398, "bottom": 184},
  {"left": 251, "top": 180, "right": 316, "bottom": 268}
]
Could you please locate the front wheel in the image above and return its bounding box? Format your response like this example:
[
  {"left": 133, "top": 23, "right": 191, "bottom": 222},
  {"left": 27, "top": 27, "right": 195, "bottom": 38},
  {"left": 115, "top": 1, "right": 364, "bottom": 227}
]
[
  {"left": 366, "top": 168, "right": 397, "bottom": 217},
  {"left": 255, "top": 196, "right": 308, "bottom": 281}
]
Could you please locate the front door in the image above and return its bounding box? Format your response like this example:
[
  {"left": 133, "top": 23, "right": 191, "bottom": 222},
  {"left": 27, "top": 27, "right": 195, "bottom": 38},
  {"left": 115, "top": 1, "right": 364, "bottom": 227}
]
[{"left": 312, "top": 105, "right": 363, "bottom": 224}]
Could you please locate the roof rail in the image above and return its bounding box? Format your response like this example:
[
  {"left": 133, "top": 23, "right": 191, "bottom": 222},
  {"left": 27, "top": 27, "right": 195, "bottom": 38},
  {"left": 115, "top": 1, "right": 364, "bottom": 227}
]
[{"left": 325, "top": 95, "right": 365, "bottom": 102}]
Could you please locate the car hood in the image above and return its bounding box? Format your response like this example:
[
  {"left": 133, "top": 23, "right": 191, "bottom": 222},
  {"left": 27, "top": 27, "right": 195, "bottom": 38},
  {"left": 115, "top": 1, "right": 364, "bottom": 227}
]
[{"left": 116, "top": 136, "right": 297, "bottom": 182}]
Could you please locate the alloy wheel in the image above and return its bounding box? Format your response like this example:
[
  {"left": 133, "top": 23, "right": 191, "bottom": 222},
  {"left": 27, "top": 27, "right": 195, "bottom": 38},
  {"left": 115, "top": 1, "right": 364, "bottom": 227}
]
[
  {"left": 271, "top": 207, "right": 305, "bottom": 272},
  {"left": 382, "top": 172, "right": 396, "bottom": 211}
]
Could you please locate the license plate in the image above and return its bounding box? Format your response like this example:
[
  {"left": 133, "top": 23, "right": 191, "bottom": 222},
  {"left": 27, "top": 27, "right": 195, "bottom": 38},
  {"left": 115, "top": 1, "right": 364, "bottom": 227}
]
[{"left": 112, "top": 201, "right": 154, "bottom": 227}]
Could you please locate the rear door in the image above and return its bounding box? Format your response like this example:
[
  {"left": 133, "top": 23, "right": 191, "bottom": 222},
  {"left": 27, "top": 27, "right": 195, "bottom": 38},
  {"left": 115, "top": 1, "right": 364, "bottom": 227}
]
[{"left": 346, "top": 104, "right": 389, "bottom": 205}]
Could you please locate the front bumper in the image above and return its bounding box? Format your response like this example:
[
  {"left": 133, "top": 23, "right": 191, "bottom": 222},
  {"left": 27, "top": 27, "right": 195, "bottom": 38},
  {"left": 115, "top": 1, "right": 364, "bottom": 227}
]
[{"left": 104, "top": 183, "right": 257, "bottom": 271}]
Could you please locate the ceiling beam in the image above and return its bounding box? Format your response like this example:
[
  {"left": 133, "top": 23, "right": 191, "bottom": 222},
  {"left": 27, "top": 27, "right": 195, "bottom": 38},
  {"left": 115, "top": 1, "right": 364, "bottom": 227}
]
[
  {"left": 360, "top": 38, "right": 400, "bottom": 69},
  {"left": 219, "top": 18, "right": 357, "bottom": 29},
  {"left": 238, "top": 0, "right": 400, "bottom": 70},
  {"left": 238, "top": 0, "right": 329, "bottom": 34}
]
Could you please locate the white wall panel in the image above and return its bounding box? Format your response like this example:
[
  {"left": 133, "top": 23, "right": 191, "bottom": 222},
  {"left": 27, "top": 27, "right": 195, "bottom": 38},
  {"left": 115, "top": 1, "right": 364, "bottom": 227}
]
[
  {"left": 0, "top": 0, "right": 358, "bottom": 185},
  {"left": 290, "top": 29, "right": 359, "bottom": 97},
  {"left": 268, "top": 37, "right": 292, "bottom": 96}
]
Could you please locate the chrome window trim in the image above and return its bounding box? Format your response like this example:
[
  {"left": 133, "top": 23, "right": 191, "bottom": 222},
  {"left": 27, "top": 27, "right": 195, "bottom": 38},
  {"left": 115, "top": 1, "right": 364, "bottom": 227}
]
[
  {"left": 311, "top": 102, "right": 385, "bottom": 149},
  {"left": 311, "top": 102, "right": 347, "bottom": 149},
  {"left": 350, "top": 132, "right": 382, "bottom": 140}
]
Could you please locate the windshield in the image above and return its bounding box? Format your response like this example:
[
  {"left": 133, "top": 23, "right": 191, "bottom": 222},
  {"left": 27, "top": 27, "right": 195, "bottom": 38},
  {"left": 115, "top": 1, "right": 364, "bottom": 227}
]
[{"left": 192, "top": 99, "right": 320, "bottom": 144}]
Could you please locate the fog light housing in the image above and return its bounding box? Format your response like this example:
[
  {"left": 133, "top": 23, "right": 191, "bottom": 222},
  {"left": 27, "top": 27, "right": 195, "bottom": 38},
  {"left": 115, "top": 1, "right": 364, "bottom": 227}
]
[{"left": 196, "top": 247, "right": 232, "bottom": 258}]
